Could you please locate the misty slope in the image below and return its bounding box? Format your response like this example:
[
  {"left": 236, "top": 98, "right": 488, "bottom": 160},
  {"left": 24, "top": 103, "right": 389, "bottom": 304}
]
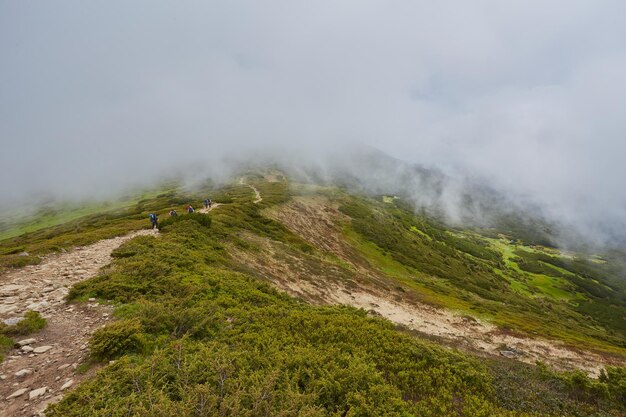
[
  {"left": 0, "top": 171, "right": 625, "bottom": 416},
  {"left": 234, "top": 173, "right": 626, "bottom": 360},
  {"left": 289, "top": 148, "right": 574, "bottom": 248}
]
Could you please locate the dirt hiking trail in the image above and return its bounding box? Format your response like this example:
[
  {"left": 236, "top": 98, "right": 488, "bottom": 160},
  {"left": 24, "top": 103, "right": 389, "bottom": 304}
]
[
  {"left": 198, "top": 203, "right": 222, "bottom": 214},
  {"left": 239, "top": 178, "right": 262, "bottom": 204},
  {"left": 0, "top": 229, "right": 157, "bottom": 417}
]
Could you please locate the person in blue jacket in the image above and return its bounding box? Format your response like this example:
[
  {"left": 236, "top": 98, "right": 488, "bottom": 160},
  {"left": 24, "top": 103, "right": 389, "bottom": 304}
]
[{"left": 149, "top": 213, "right": 158, "bottom": 229}]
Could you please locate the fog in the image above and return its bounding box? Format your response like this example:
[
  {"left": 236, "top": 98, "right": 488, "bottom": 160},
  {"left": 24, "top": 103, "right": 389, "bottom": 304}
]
[{"left": 2, "top": 1, "right": 626, "bottom": 246}]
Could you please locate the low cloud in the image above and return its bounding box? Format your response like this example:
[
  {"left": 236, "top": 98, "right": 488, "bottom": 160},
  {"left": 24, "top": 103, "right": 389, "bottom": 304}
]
[{"left": 1, "top": 1, "right": 625, "bottom": 246}]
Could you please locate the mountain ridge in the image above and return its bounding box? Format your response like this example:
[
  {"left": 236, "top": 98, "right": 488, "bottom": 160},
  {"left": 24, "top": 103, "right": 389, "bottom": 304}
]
[{"left": 0, "top": 169, "right": 625, "bottom": 416}]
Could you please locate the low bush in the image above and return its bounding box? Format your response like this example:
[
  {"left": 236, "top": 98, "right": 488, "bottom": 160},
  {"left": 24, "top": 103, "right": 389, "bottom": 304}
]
[
  {"left": 158, "top": 213, "right": 212, "bottom": 231},
  {"left": 90, "top": 319, "right": 145, "bottom": 361},
  {"left": 0, "top": 311, "right": 46, "bottom": 363},
  {"left": 0, "top": 334, "right": 13, "bottom": 362},
  {"left": 0, "top": 246, "right": 25, "bottom": 255},
  {"left": 1, "top": 311, "right": 46, "bottom": 336},
  {"left": 1, "top": 254, "right": 41, "bottom": 269}
]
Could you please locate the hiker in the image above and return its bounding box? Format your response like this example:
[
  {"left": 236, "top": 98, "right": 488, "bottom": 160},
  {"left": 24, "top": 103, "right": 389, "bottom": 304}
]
[
  {"left": 169, "top": 209, "right": 177, "bottom": 217},
  {"left": 187, "top": 205, "right": 195, "bottom": 213},
  {"left": 149, "top": 213, "right": 158, "bottom": 229},
  {"left": 204, "top": 199, "right": 209, "bottom": 209},
  {"left": 208, "top": 198, "right": 213, "bottom": 208}
]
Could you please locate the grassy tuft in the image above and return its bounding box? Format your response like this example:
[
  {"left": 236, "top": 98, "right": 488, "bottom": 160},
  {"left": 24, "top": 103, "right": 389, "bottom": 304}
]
[
  {"left": 90, "top": 319, "right": 145, "bottom": 361},
  {"left": 0, "top": 311, "right": 47, "bottom": 336}
]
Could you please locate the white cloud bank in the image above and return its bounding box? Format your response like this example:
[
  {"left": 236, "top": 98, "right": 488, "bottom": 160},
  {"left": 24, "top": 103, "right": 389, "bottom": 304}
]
[{"left": 1, "top": 0, "right": 625, "bottom": 244}]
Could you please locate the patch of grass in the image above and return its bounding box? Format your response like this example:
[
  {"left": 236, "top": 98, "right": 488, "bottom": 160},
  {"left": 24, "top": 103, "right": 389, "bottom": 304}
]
[
  {"left": 0, "top": 334, "right": 13, "bottom": 362},
  {"left": 410, "top": 225, "right": 432, "bottom": 240},
  {"left": 0, "top": 311, "right": 47, "bottom": 363},
  {"left": 0, "top": 186, "right": 215, "bottom": 273},
  {"left": 158, "top": 212, "right": 212, "bottom": 231},
  {"left": 74, "top": 361, "right": 94, "bottom": 375},
  {"left": 489, "top": 360, "right": 626, "bottom": 416},
  {"left": 0, "top": 311, "right": 47, "bottom": 336},
  {"left": 0, "top": 245, "right": 25, "bottom": 255},
  {"left": 90, "top": 319, "right": 145, "bottom": 361},
  {"left": 527, "top": 274, "right": 576, "bottom": 301},
  {"left": 0, "top": 188, "right": 166, "bottom": 241}
]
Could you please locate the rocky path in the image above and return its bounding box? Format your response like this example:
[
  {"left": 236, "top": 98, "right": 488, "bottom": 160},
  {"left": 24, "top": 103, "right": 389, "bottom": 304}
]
[
  {"left": 198, "top": 203, "right": 222, "bottom": 214},
  {"left": 0, "top": 229, "right": 157, "bottom": 417}
]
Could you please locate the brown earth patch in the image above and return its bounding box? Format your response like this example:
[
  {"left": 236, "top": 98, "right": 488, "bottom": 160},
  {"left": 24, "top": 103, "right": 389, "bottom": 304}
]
[{"left": 265, "top": 197, "right": 352, "bottom": 261}]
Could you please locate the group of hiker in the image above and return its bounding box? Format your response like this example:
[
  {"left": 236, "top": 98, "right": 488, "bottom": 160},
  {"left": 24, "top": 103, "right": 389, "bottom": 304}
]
[{"left": 148, "top": 198, "right": 212, "bottom": 229}]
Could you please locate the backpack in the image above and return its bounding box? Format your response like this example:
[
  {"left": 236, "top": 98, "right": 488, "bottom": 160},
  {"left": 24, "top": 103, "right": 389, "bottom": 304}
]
[{"left": 149, "top": 213, "right": 156, "bottom": 222}]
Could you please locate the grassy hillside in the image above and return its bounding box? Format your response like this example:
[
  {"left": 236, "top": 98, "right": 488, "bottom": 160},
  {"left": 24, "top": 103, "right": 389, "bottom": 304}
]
[
  {"left": 1, "top": 174, "right": 625, "bottom": 416},
  {"left": 331, "top": 194, "right": 626, "bottom": 354},
  {"left": 0, "top": 188, "right": 168, "bottom": 242},
  {"left": 0, "top": 186, "right": 214, "bottom": 272}
]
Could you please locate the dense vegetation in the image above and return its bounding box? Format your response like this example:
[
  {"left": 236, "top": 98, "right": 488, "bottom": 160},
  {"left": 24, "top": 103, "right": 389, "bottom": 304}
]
[
  {"left": 45, "top": 182, "right": 626, "bottom": 416},
  {"left": 1, "top": 174, "right": 625, "bottom": 415},
  {"left": 336, "top": 195, "right": 626, "bottom": 352}
]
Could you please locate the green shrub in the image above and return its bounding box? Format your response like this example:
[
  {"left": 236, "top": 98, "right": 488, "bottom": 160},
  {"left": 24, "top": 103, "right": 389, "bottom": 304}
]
[
  {"left": 0, "top": 246, "right": 25, "bottom": 255},
  {"left": 0, "top": 311, "right": 46, "bottom": 362},
  {"left": 601, "top": 366, "right": 626, "bottom": 405},
  {"left": 1, "top": 254, "right": 41, "bottom": 269},
  {"left": 158, "top": 213, "right": 212, "bottom": 232},
  {"left": 90, "top": 319, "right": 145, "bottom": 361},
  {"left": 0, "top": 334, "right": 13, "bottom": 362},
  {"left": 1, "top": 311, "right": 47, "bottom": 336}
]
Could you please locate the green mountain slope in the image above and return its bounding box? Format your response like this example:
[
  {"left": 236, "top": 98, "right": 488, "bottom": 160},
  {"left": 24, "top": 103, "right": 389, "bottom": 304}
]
[
  {"left": 1, "top": 173, "right": 625, "bottom": 416},
  {"left": 335, "top": 194, "right": 626, "bottom": 353}
]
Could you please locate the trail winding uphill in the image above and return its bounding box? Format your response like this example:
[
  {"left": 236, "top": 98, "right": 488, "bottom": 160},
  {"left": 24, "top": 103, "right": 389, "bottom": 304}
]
[
  {"left": 239, "top": 178, "right": 262, "bottom": 204},
  {"left": 0, "top": 229, "right": 157, "bottom": 417},
  {"left": 197, "top": 203, "right": 222, "bottom": 214}
]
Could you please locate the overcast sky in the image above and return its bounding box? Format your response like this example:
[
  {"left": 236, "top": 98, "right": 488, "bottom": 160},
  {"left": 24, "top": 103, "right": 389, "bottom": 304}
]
[{"left": 1, "top": 1, "right": 625, "bottom": 243}]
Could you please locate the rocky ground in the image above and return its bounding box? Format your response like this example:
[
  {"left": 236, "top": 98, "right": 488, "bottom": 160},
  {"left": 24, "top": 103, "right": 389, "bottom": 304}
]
[{"left": 0, "top": 230, "right": 156, "bottom": 417}]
